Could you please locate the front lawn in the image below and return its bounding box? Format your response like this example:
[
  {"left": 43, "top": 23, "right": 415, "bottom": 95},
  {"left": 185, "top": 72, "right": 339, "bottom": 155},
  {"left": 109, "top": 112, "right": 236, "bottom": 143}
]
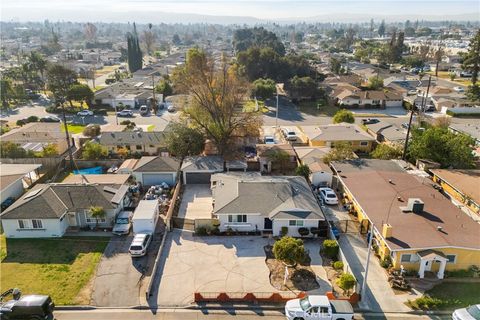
[
  {"left": 298, "top": 100, "right": 338, "bottom": 116},
  {"left": 243, "top": 100, "right": 269, "bottom": 113},
  {"left": 0, "top": 236, "right": 109, "bottom": 305},
  {"left": 62, "top": 124, "right": 86, "bottom": 134},
  {"left": 408, "top": 282, "right": 480, "bottom": 310}
]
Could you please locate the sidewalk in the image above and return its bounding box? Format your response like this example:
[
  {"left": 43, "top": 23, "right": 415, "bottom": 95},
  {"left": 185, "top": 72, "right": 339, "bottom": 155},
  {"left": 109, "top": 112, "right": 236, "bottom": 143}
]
[
  {"left": 304, "top": 241, "right": 332, "bottom": 295},
  {"left": 338, "top": 233, "right": 419, "bottom": 312}
]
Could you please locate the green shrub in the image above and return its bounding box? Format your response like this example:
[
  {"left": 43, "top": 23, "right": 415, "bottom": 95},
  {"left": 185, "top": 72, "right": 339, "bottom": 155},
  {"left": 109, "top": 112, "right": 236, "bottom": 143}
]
[
  {"left": 280, "top": 226, "right": 288, "bottom": 236},
  {"left": 333, "top": 261, "right": 344, "bottom": 270},
  {"left": 413, "top": 295, "right": 445, "bottom": 310},
  {"left": 27, "top": 115, "right": 39, "bottom": 123},
  {"left": 298, "top": 227, "right": 310, "bottom": 236},
  {"left": 273, "top": 236, "right": 306, "bottom": 266},
  {"left": 322, "top": 239, "right": 339, "bottom": 259},
  {"left": 380, "top": 256, "right": 392, "bottom": 269},
  {"left": 337, "top": 273, "right": 356, "bottom": 296},
  {"left": 195, "top": 226, "right": 208, "bottom": 236},
  {"left": 16, "top": 119, "right": 26, "bottom": 126}
]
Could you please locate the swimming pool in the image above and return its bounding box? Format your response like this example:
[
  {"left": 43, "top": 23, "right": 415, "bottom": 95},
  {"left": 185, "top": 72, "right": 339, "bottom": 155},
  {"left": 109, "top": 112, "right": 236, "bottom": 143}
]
[{"left": 73, "top": 166, "right": 103, "bottom": 175}]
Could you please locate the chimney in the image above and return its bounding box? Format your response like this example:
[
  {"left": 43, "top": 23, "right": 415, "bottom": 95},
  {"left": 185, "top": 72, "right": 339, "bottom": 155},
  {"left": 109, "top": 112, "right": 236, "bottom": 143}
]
[{"left": 382, "top": 223, "right": 393, "bottom": 238}]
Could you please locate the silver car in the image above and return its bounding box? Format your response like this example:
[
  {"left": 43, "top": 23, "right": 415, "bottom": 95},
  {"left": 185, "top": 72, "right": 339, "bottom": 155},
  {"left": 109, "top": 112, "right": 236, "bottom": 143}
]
[{"left": 112, "top": 211, "right": 132, "bottom": 235}]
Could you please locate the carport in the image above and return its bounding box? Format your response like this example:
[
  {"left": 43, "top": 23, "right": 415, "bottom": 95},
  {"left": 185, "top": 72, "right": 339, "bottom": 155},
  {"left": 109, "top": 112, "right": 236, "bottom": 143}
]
[{"left": 181, "top": 156, "right": 224, "bottom": 184}]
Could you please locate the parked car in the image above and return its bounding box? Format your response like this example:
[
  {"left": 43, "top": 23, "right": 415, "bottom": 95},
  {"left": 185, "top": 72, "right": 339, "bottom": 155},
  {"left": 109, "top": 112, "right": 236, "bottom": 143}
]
[
  {"left": 285, "top": 295, "right": 354, "bottom": 320},
  {"left": 112, "top": 211, "right": 132, "bottom": 235},
  {"left": 128, "top": 233, "right": 152, "bottom": 257},
  {"left": 40, "top": 115, "right": 61, "bottom": 123},
  {"left": 264, "top": 136, "right": 275, "bottom": 144},
  {"left": 117, "top": 109, "right": 134, "bottom": 117},
  {"left": 318, "top": 187, "right": 338, "bottom": 205},
  {"left": 453, "top": 86, "right": 465, "bottom": 93},
  {"left": 0, "top": 198, "right": 15, "bottom": 211},
  {"left": 282, "top": 128, "right": 298, "bottom": 142},
  {"left": 167, "top": 105, "right": 175, "bottom": 112},
  {"left": 0, "top": 293, "right": 55, "bottom": 320},
  {"left": 77, "top": 110, "right": 94, "bottom": 116},
  {"left": 401, "top": 122, "right": 410, "bottom": 129},
  {"left": 139, "top": 105, "right": 149, "bottom": 116},
  {"left": 407, "top": 89, "right": 418, "bottom": 95},
  {"left": 425, "top": 104, "right": 436, "bottom": 112},
  {"left": 452, "top": 304, "right": 480, "bottom": 320},
  {"left": 361, "top": 118, "right": 379, "bottom": 125}
]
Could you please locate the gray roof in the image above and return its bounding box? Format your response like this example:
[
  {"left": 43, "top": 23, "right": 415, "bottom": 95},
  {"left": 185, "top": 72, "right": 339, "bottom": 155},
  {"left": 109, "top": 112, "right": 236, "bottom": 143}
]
[
  {"left": 133, "top": 156, "right": 180, "bottom": 172},
  {"left": 303, "top": 124, "right": 375, "bottom": 142},
  {"left": 211, "top": 173, "right": 324, "bottom": 220},
  {"left": 449, "top": 123, "right": 480, "bottom": 142},
  {"left": 181, "top": 156, "right": 224, "bottom": 172},
  {"left": 367, "top": 121, "right": 406, "bottom": 143},
  {"left": 1, "top": 183, "right": 126, "bottom": 219},
  {"left": 99, "top": 131, "right": 165, "bottom": 146}
]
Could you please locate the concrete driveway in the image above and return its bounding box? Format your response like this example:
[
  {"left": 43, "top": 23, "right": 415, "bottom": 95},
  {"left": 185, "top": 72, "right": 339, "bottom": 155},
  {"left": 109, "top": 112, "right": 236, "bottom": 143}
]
[
  {"left": 91, "top": 223, "right": 164, "bottom": 307},
  {"left": 149, "top": 230, "right": 277, "bottom": 307},
  {"left": 178, "top": 185, "right": 213, "bottom": 220}
]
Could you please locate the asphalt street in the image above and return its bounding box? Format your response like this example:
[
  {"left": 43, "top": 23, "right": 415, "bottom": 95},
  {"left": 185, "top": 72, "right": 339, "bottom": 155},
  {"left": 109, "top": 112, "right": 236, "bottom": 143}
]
[{"left": 53, "top": 309, "right": 452, "bottom": 320}]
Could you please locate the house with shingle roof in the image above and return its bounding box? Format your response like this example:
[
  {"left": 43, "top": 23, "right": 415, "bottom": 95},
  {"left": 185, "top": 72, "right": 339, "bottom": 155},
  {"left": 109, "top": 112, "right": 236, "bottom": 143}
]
[
  {"left": 211, "top": 173, "right": 326, "bottom": 237},
  {"left": 330, "top": 159, "right": 480, "bottom": 279},
  {"left": 98, "top": 131, "right": 166, "bottom": 156},
  {"left": 132, "top": 156, "right": 181, "bottom": 186},
  {"left": 0, "top": 182, "right": 131, "bottom": 238}
]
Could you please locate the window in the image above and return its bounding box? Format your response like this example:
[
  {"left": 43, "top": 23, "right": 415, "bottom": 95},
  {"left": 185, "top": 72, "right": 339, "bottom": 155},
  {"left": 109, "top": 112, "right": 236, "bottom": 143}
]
[
  {"left": 136, "top": 145, "right": 142, "bottom": 150},
  {"left": 31, "top": 219, "right": 43, "bottom": 229},
  {"left": 289, "top": 220, "right": 304, "bottom": 226},
  {"left": 227, "top": 215, "right": 247, "bottom": 223},
  {"left": 401, "top": 254, "right": 412, "bottom": 262},
  {"left": 446, "top": 255, "right": 456, "bottom": 263},
  {"left": 360, "top": 141, "right": 369, "bottom": 146},
  {"left": 85, "top": 211, "right": 106, "bottom": 224},
  {"left": 18, "top": 220, "right": 28, "bottom": 229}
]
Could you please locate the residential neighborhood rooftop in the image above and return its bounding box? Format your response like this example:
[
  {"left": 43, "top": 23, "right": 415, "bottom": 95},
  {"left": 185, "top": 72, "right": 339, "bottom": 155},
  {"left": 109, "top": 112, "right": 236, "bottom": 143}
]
[
  {"left": 430, "top": 169, "right": 480, "bottom": 207},
  {"left": 133, "top": 156, "right": 181, "bottom": 172},
  {"left": 302, "top": 123, "right": 375, "bottom": 142},
  {"left": 62, "top": 174, "right": 131, "bottom": 185}
]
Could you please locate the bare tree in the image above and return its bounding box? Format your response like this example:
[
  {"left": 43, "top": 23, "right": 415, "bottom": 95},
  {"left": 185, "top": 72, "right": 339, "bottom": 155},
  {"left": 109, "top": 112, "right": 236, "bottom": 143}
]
[{"left": 84, "top": 23, "right": 97, "bottom": 42}]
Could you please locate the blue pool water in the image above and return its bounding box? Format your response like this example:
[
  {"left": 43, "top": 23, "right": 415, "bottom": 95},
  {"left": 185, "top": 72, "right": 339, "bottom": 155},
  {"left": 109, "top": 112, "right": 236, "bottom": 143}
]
[{"left": 73, "top": 166, "right": 103, "bottom": 175}]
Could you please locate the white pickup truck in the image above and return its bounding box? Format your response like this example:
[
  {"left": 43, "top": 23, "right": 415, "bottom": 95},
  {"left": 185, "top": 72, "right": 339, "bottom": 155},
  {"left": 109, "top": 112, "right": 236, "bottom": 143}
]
[{"left": 285, "top": 295, "right": 354, "bottom": 320}]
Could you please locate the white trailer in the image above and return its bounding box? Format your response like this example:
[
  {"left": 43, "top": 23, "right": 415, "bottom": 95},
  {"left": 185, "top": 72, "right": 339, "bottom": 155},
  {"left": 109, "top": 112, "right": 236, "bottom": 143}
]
[{"left": 132, "top": 200, "right": 159, "bottom": 234}]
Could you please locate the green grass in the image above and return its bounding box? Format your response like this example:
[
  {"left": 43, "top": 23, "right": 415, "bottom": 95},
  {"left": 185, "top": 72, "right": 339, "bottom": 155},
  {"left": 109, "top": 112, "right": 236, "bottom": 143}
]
[
  {"left": 0, "top": 234, "right": 6, "bottom": 261},
  {"left": 62, "top": 124, "right": 86, "bottom": 134},
  {"left": 408, "top": 282, "right": 480, "bottom": 310},
  {"left": 0, "top": 236, "right": 109, "bottom": 305},
  {"left": 243, "top": 100, "right": 269, "bottom": 113},
  {"left": 298, "top": 100, "right": 339, "bottom": 116}
]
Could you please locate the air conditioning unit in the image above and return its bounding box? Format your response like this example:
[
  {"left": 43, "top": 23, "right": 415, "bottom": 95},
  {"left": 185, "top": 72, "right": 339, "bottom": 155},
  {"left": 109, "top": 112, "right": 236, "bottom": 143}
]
[{"left": 400, "top": 198, "right": 424, "bottom": 213}]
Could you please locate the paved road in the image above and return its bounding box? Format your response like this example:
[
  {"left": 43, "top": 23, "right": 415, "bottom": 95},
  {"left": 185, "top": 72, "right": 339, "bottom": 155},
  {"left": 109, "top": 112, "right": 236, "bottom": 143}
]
[{"left": 54, "top": 309, "right": 451, "bottom": 320}]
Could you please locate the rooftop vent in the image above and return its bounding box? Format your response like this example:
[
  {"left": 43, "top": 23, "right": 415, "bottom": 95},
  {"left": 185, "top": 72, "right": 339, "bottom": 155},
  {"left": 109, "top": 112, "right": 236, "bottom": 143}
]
[{"left": 400, "top": 198, "right": 424, "bottom": 213}]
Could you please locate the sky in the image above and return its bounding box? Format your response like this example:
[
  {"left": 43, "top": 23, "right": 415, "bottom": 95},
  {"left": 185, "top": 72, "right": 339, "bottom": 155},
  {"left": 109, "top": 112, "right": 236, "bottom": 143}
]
[{"left": 1, "top": 0, "right": 479, "bottom": 22}]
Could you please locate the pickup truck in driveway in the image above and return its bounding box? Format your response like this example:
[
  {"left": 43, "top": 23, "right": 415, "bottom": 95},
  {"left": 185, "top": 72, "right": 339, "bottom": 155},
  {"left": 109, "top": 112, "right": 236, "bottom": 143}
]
[{"left": 285, "top": 295, "right": 354, "bottom": 320}]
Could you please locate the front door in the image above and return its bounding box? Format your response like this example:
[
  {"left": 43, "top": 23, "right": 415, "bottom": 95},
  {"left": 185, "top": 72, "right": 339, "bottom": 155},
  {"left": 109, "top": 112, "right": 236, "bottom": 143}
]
[
  {"left": 425, "top": 260, "right": 432, "bottom": 271},
  {"left": 264, "top": 218, "right": 272, "bottom": 230},
  {"left": 68, "top": 212, "right": 77, "bottom": 226}
]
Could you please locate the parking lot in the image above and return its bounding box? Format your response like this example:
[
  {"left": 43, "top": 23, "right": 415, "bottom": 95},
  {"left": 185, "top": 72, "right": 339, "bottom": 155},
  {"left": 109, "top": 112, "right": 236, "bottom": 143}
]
[
  {"left": 91, "top": 222, "right": 165, "bottom": 307},
  {"left": 149, "top": 230, "right": 278, "bottom": 307},
  {"left": 177, "top": 185, "right": 213, "bottom": 220}
]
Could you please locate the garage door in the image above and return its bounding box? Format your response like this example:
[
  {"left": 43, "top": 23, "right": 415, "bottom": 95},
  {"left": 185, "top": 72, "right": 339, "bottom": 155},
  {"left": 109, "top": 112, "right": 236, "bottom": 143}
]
[
  {"left": 185, "top": 172, "right": 212, "bottom": 184},
  {"left": 142, "top": 173, "right": 174, "bottom": 186}
]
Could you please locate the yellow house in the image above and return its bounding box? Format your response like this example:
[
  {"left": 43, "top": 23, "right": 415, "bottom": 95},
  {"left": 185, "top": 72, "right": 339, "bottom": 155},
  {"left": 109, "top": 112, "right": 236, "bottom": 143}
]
[
  {"left": 331, "top": 159, "right": 480, "bottom": 279},
  {"left": 300, "top": 123, "right": 375, "bottom": 153},
  {"left": 430, "top": 169, "right": 480, "bottom": 216}
]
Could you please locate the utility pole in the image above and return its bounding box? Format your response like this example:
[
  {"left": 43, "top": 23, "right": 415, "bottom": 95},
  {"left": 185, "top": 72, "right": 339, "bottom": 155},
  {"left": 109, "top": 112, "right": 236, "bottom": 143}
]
[
  {"left": 60, "top": 98, "right": 74, "bottom": 169},
  {"left": 402, "top": 75, "right": 431, "bottom": 160},
  {"left": 113, "top": 98, "right": 118, "bottom": 125},
  {"left": 361, "top": 223, "right": 374, "bottom": 301},
  {"left": 151, "top": 74, "right": 156, "bottom": 112}
]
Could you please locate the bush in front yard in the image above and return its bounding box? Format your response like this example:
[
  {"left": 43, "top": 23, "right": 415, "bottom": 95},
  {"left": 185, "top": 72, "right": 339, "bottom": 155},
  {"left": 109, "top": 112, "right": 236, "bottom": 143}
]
[
  {"left": 337, "top": 273, "right": 355, "bottom": 296},
  {"left": 195, "top": 226, "right": 209, "bottom": 236},
  {"left": 380, "top": 256, "right": 392, "bottom": 269},
  {"left": 298, "top": 227, "right": 310, "bottom": 236},
  {"left": 333, "top": 261, "right": 344, "bottom": 270},
  {"left": 410, "top": 295, "right": 445, "bottom": 310},
  {"left": 322, "top": 239, "right": 339, "bottom": 259},
  {"left": 273, "top": 236, "right": 306, "bottom": 266}
]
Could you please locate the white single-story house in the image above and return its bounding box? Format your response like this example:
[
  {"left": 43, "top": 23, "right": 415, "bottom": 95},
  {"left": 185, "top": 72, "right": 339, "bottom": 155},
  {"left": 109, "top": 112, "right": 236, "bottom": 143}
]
[
  {"left": 0, "top": 183, "right": 130, "bottom": 238},
  {"left": 294, "top": 147, "right": 333, "bottom": 187},
  {"left": 132, "top": 156, "right": 181, "bottom": 186},
  {"left": 211, "top": 173, "right": 326, "bottom": 237},
  {"left": 181, "top": 156, "right": 224, "bottom": 184},
  {"left": 0, "top": 164, "right": 42, "bottom": 204}
]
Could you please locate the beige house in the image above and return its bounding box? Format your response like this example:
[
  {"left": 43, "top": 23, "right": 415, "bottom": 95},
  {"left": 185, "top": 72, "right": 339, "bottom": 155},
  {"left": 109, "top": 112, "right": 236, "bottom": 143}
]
[
  {"left": 1, "top": 123, "right": 68, "bottom": 154},
  {"left": 98, "top": 131, "right": 166, "bottom": 156}
]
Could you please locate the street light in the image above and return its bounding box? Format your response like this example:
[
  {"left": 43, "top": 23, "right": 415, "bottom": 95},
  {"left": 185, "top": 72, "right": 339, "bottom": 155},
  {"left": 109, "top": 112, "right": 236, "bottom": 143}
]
[{"left": 275, "top": 83, "right": 285, "bottom": 128}]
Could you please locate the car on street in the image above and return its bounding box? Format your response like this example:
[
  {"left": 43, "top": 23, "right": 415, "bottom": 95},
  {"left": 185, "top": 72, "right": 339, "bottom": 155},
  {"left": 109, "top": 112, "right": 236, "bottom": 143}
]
[
  {"left": 112, "top": 211, "right": 133, "bottom": 235},
  {"left": 167, "top": 105, "right": 175, "bottom": 112},
  {"left": 129, "top": 233, "right": 152, "bottom": 257},
  {"left": 407, "top": 89, "right": 418, "bottom": 95},
  {"left": 401, "top": 122, "right": 410, "bottom": 129},
  {"left": 285, "top": 295, "right": 354, "bottom": 320},
  {"left": 425, "top": 104, "right": 435, "bottom": 112},
  {"left": 0, "top": 293, "right": 55, "bottom": 320},
  {"left": 361, "top": 118, "right": 379, "bottom": 125},
  {"left": 453, "top": 86, "right": 465, "bottom": 93},
  {"left": 452, "top": 304, "right": 480, "bottom": 320},
  {"left": 282, "top": 128, "right": 298, "bottom": 141},
  {"left": 77, "top": 110, "right": 94, "bottom": 116},
  {"left": 117, "top": 109, "right": 134, "bottom": 117},
  {"left": 139, "top": 105, "right": 149, "bottom": 116},
  {"left": 264, "top": 136, "right": 275, "bottom": 144},
  {"left": 318, "top": 187, "right": 339, "bottom": 205},
  {"left": 40, "top": 115, "right": 61, "bottom": 122}
]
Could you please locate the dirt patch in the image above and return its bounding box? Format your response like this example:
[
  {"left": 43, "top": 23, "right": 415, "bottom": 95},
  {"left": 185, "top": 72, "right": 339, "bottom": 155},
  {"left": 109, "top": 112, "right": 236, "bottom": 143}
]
[{"left": 264, "top": 245, "right": 319, "bottom": 291}]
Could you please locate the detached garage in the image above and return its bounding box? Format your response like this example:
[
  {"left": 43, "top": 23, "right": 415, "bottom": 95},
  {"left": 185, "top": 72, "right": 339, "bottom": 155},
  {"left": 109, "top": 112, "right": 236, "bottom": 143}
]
[
  {"left": 182, "top": 156, "right": 224, "bottom": 184},
  {"left": 133, "top": 156, "right": 181, "bottom": 187}
]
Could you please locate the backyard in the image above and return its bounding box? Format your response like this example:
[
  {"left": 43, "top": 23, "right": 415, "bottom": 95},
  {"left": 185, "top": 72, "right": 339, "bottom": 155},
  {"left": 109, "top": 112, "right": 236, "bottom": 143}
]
[{"left": 0, "top": 235, "right": 109, "bottom": 305}]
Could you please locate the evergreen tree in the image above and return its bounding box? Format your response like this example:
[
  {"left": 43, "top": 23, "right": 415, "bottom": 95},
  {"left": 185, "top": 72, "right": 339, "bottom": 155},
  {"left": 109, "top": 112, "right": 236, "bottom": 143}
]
[
  {"left": 126, "top": 23, "right": 143, "bottom": 73},
  {"left": 462, "top": 29, "right": 480, "bottom": 85},
  {"left": 378, "top": 20, "right": 386, "bottom": 37}
]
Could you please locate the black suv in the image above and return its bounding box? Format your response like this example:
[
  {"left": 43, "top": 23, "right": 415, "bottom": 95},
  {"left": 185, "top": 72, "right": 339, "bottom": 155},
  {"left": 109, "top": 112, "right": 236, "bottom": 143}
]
[{"left": 1, "top": 295, "right": 54, "bottom": 320}]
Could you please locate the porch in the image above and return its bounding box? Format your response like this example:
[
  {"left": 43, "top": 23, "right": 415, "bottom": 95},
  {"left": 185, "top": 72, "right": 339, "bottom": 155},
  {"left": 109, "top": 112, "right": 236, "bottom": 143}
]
[{"left": 417, "top": 249, "right": 448, "bottom": 279}]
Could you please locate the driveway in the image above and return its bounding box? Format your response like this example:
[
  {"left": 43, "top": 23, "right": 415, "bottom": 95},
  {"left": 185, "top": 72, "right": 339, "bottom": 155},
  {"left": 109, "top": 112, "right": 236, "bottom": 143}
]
[
  {"left": 177, "top": 185, "right": 213, "bottom": 220},
  {"left": 91, "top": 223, "right": 165, "bottom": 307}
]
